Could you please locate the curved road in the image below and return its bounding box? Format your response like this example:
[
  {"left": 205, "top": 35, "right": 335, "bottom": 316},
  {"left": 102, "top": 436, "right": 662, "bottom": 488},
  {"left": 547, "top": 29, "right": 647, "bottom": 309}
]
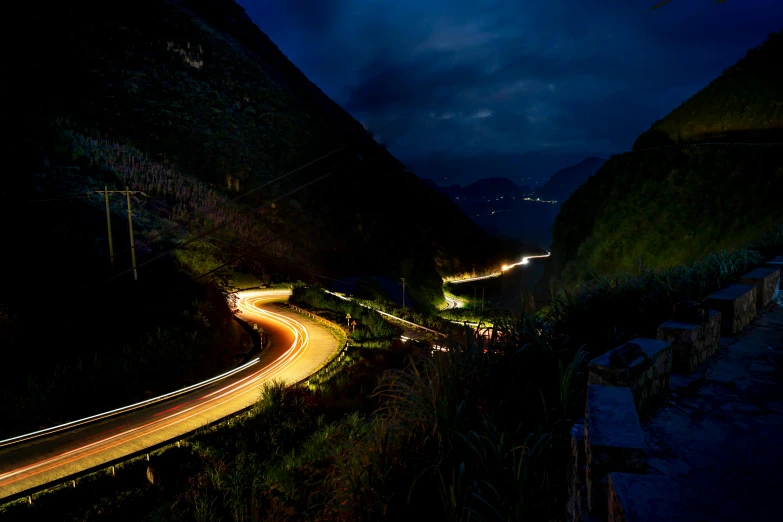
[
  {"left": 0, "top": 289, "right": 339, "bottom": 501},
  {"left": 445, "top": 252, "right": 550, "bottom": 284},
  {"left": 441, "top": 294, "right": 466, "bottom": 310}
]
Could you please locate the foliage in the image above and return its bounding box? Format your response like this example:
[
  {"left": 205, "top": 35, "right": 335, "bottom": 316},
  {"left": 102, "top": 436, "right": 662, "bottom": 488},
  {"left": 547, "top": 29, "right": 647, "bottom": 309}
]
[
  {"left": 290, "top": 284, "right": 401, "bottom": 343},
  {"left": 546, "top": 241, "right": 779, "bottom": 357},
  {"left": 552, "top": 144, "right": 783, "bottom": 279}
]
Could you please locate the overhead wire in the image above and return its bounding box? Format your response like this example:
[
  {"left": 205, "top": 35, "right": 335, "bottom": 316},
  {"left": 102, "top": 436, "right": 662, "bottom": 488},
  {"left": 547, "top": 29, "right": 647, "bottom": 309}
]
[
  {"left": 111, "top": 141, "right": 355, "bottom": 254},
  {"left": 103, "top": 171, "right": 335, "bottom": 284}
]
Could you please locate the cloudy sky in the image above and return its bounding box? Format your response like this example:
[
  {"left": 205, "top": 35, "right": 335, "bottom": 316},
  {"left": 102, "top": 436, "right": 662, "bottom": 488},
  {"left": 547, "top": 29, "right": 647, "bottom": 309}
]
[{"left": 237, "top": 0, "right": 782, "bottom": 185}]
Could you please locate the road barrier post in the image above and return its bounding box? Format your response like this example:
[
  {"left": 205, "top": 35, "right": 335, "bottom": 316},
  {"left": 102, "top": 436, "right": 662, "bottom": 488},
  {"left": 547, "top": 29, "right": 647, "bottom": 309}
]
[
  {"left": 111, "top": 465, "right": 115, "bottom": 476},
  {"left": 71, "top": 480, "right": 76, "bottom": 488}
]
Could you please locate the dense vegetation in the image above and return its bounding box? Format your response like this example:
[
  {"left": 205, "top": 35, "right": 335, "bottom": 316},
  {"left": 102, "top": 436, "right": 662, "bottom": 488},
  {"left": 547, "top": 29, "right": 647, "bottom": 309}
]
[
  {"left": 289, "top": 284, "right": 401, "bottom": 345},
  {"left": 552, "top": 144, "right": 782, "bottom": 279},
  {"left": 548, "top": 227, "right": 783, "bottom": 359},
  {"left": 634, "top": 31, "right": 783, "bottom": 149}
]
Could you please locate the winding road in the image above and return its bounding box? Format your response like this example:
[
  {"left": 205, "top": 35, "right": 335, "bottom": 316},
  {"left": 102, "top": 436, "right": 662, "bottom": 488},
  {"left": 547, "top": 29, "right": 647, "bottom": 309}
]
[
  {"left": 444, "top": 252, "right": 551, "bottom": 284},
  {"left": 0, "top": 289, "right": 339, "bottom": 502}
]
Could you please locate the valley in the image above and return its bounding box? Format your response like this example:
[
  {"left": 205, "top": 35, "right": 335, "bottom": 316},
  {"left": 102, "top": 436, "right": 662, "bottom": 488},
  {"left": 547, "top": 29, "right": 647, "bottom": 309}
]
[{"left": 3, "top": 1, "right": 782, "bottom": 521}]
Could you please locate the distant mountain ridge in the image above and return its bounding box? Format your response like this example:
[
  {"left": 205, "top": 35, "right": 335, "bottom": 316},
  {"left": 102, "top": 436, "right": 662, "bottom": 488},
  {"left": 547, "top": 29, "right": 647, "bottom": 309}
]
[
  {"left": 534, "top": 157, "right": 605, "bottom": 202},
  {"left": 407, "top": 150, "right": 595, "bottom": 188},
  {"left": 424, "top": 177, "right": 531, "bottom": 201}
]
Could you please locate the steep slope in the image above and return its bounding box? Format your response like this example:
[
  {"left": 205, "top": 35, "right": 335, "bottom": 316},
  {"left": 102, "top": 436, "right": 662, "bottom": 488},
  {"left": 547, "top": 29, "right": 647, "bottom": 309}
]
[
  {"left": 634, "top": 31, "right": 783, "bottom": 149},
  {"left": 17, "top": 0, "right": 506, "bottom": 305},
  {"left": 534, "top": 157, "right": 605, "bottom": 202},
  {"left": 552, "top": 32, "right": 783, "bottom": 279}
]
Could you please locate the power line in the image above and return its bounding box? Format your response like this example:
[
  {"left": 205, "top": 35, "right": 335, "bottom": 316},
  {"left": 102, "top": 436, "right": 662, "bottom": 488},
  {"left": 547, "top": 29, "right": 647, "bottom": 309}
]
[
  {"left": 103, "top": 172, "right": 335, "bottom": 284},
  {"left": 112, "top": 141, "right": 355, "bottom": 253}
]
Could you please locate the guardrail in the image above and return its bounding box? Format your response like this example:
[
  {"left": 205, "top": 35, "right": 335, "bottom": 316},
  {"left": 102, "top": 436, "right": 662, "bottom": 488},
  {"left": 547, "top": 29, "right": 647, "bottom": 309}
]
[
  {"left": 322, "top": 290, "right": 448, "bottom": 338},
  {"left": 0, "top": 402, "right": 259, "bottom": 505},
  {"left": 275, "top": 302, "right": 352, "bottom": 386},
  {"left": 281, "top": 302, "right": 350, "bottom": 336}
]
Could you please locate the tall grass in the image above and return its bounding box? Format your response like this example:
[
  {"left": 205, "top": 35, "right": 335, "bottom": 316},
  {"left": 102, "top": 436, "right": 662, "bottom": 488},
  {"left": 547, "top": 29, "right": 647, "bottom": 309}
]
[{"left": 546, "top": 243, "right": 774, "bottom": 357}]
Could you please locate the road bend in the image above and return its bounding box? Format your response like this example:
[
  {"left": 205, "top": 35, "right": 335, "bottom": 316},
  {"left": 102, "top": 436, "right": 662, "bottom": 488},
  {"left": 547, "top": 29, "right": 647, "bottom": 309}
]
[
  {"left": 0, "top": 289, "right": 339, "bottom": 501},
  {"left": 445, "top": 252, "right": 551, "bottom": 284}
]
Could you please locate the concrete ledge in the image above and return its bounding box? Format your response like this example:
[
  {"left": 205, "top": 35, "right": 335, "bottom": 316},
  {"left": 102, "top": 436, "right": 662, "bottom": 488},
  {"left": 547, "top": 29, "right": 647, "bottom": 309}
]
[
  {"left": 741, "top": 267, "right": 780, "bottom": 310},
  {"left": 585, "top": 385, "right": 646, "bottom": 517},
  {"left": 608, "top": 472, "right": 681, "bottom": 522},
  {"left": 567, "top": 422, "right": 587, "bottom": 522},
  {"left": 656, "top": 310, "right": 721, "bottom": 373},
  {"left": 764, "top": 256, "right": 783, "bottom": 269},
  {"left": 588, "top": 339, "right": 672, "bottom": 412},
  {"left": 704, "top": 284, "right": 756, "bottom": 335}
]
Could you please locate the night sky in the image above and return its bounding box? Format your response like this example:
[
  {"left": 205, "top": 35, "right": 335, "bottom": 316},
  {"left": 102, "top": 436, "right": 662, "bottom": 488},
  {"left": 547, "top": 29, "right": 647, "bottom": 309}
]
[{"left": 238, "top": 0, "right": 783, "bottom": 186}]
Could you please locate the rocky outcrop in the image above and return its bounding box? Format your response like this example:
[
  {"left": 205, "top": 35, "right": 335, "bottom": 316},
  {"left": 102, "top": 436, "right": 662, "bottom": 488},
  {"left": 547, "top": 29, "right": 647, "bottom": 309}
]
[{"left": 585, "top": 385, "right": 647, "bottom": 518}]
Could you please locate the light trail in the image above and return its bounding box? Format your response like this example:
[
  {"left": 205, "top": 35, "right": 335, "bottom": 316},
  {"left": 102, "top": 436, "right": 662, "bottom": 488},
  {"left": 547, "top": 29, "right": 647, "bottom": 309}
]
[
  {"left": 0, "top": 289, "right": 339, "bottom": 500},
  {"left": 445, "top": 252, "right": 550, "bottom": 284},
  {"left": 440, "top": 294, "right": 466, "bottom": 310}
]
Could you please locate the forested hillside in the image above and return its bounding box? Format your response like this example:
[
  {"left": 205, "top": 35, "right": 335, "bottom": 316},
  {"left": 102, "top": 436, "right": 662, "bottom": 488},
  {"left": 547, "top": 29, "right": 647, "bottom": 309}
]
[
  {"left": 553, "top": 31, "right": 783, "bottom": 279},
  {"left": 17, "top": 0, "right": 507, "bottom": 306}
]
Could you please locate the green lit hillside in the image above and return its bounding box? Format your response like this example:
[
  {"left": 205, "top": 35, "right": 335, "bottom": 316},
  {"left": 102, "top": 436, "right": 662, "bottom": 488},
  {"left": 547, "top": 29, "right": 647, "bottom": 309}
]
[{"left": 553, "top": 31, "right": 783, "bottom": 279}]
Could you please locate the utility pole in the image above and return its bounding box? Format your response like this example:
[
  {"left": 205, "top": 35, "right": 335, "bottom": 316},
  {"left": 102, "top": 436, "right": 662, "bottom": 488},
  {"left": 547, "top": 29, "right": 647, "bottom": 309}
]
[
  {"left": 400, "top": 278, "right": 407, "bottom": 308},
  {"left": 126, "top": 186, "right": 138, "bottom": 281},
  {"left": 103, "top": 186, "right": 115, "bottom": 269}
]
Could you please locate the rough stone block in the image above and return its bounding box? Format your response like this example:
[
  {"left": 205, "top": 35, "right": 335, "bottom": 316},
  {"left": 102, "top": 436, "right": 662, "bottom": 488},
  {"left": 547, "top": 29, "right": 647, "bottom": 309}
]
[
  {"left": 656, "top": 310, "right": 721, "bottom": 373},
  {"left": 585, "top": 385, "right": 646, "bottom": 517},
  {"left": 741, "top": 267, "right": 780, "bottom": 310},
  {"left": 588, "top": 338, "right": 672, "bottom": 412},
  {"left": 567, "top": 422, "right": 587, "bottom": 522},
  {"left": 608, "top": 473, "right": 682, "bottom": 522},
  {"left": 764, "top": 256, "right": 783, "bottom": 269},
  {"left": 704, "top": 284, "right": 756, "bottom": 335}
]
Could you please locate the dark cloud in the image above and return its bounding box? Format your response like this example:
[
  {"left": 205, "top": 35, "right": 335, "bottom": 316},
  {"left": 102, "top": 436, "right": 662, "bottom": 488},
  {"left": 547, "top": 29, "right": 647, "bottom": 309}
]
[{"left": 238, "top": 0, "right": 783, "bottom": 185}]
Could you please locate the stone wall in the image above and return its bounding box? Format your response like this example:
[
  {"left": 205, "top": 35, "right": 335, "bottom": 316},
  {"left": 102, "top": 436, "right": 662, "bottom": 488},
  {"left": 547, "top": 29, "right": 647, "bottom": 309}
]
[
  {"left": 584, "top": 385, "right": 646, "bottom": 518},
  {"left": 607, "top": 473, "right": 680, "bottom": 522},
  {"left": 705, "top": 284, "right": 756, "bottom": 335},
  {"left": 741, "top": 267, "right": 780, "bottom": 310},
  {"left": 568, "top": 258, "right": 778, "bottom": 521},
  {"left": 567, "top": 422, "right": 587, "bottom": 522},
  {"left": 656, "top": 310, "right": 721, "bottom": 373},
  {"left": 588, "top": 339, "right": 672, "bottom": 413}
]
